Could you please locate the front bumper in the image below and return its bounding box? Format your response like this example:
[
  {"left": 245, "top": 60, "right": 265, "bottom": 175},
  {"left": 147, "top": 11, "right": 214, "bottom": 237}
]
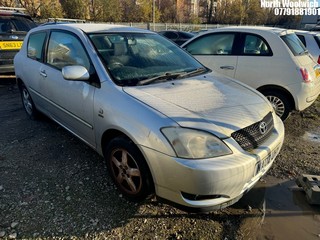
[{"left": 142, "top": 115, "right": 285, "bottom": 211}]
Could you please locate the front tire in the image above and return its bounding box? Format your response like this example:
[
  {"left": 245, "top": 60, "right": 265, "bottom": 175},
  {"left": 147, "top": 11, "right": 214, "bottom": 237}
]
[
  {"left": 104, "top": 136, "right": 154, "bottom": 201},
  {"left": 263, "top": 91, "right": 292, "bottom": 121},
  {"left": 20, "top": 83, "right": 39, "bottom": 119}
]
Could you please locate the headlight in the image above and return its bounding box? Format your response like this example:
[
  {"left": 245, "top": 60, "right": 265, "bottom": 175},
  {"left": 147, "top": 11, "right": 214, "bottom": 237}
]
[{"left": 161, "top": 127, "right": 232, "bottom": 159}]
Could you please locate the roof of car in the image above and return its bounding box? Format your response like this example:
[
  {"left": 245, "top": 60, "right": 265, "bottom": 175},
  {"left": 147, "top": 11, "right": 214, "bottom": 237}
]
[
  {"left": 207, "top": 26, "right": 291, "bottom": 35},
  {"left": 33, "top": 23, "right": 153, "bottom": 34},
  {"left": 293, "top": 29, "right": 320, "bottom": 36},
  {"left": 0, "top": 7, "right": 30, "bottom": 17}
]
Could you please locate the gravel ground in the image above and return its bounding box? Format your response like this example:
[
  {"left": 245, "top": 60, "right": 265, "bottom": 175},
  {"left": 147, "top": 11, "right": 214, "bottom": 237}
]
[{"left": 0, "top": 81, "right": 319, "bottom": 239}]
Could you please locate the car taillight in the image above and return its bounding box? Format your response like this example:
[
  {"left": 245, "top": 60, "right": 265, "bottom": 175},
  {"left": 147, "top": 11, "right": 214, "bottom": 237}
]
[{"left": 300, "top": 68, "right": 311, "bottom": 83}]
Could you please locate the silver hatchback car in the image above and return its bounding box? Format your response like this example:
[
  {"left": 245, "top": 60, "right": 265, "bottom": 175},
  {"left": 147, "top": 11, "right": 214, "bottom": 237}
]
[{"left": 14, "top": 23, "right": 284, "bottom": 211}]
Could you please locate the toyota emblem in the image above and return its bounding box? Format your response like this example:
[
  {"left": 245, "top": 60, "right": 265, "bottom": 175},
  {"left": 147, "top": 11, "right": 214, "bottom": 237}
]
[{"left": 259, "top": 121, "right": 267, "bottom": 135}]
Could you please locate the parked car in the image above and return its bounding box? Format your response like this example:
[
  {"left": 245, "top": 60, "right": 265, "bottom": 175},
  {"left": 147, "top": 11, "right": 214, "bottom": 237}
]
[
  {"left": 294, "top": 30, "right": 320, "bottom": 63},
  {"left": 158, "top": 30, "right": 195, "bottom": 45},
  {"left": 0, "top": 7, "right": 37, "bottom": 75},
  {"left": 14, "top": 23, "right": 284, "bottom": 211},
  {"left": 182, "top": 26, "right": 320, "bottom": 120}
]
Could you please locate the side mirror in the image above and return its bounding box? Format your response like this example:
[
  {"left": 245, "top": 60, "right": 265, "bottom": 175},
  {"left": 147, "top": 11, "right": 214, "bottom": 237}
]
[{"left": 62, "top": 65, "right": 90, "bottom": 81}]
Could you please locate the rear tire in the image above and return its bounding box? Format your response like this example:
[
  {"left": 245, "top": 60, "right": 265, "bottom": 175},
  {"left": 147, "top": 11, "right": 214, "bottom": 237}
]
[
  {"left": 263, "top": 91, "right": 292, "bottom": 121},
  {"left": 20, "top": 83, "right": 39, "bottom": 119},
  {"left": 104, "top": 136, "right": 154, "bottom": 201}
]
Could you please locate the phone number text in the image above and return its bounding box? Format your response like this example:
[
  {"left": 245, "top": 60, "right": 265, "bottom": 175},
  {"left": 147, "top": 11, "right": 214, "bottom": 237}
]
[{"left": 274, "top": 8, "right": 320, "bottom": 15}]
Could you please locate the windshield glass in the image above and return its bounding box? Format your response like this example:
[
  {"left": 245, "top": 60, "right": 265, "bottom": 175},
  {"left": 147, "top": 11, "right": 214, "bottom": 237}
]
[
  {"left": 281, "top": 33, "right": 308, "bottom": 56},
  {"left": 88, "top": 32, "right": 206, "bottom": 86}
]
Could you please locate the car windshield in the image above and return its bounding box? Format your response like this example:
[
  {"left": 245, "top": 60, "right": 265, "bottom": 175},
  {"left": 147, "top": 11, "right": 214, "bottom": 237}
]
[
  {"left": 88, "top": 32, "right": 207, "bottom": 86},
  {"left": 0, "top": 16, "right": 36, "bottom": 33},
  {"left": 281, "top": 33, "right": 308, "bottom": 56}
]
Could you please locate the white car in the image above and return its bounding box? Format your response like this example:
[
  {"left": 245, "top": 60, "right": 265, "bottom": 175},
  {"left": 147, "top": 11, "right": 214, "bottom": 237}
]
[
  {"left": 182, "top": 26, "right": 320, "bottom": 120},
  {"left": 14, "top": 23, "right": 284, "bottom": 211},
  {"left": 294, "top": 30, "right": 320, "bottom": 63}
]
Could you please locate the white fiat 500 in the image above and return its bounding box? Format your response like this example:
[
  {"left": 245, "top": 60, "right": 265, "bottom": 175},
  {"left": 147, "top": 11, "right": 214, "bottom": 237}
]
[
  {"left": 14, "top": 23, "right": 284, "bottom": 211},
  {"left": 182, "top": 26, "right": 320, "bottom": 120}
]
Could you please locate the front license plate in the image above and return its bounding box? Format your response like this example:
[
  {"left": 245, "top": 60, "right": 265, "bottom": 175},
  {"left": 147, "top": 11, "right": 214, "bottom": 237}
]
[
  {"left": 0, "top": 41, "right": 23, "bottom": 50},
  {"left": 255, "top": 144, "right": 281, "bottom": 176}
]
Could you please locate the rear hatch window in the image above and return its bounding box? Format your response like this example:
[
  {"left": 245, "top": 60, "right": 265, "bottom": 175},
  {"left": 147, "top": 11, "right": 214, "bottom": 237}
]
[
  {"left": 281, "top": 33, "right": 308, "bottom": 56},
  {"left": 281, "top": 33, "right": 320, "bottom": 82},
  {"left": 0, "top": 16, "right": 36, "bottom": 33}
]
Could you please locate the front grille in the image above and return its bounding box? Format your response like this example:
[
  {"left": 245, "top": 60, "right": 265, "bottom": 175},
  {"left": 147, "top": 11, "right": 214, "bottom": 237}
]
[{"left": 231, "top": 112, "right": 274, "bottom": 151}]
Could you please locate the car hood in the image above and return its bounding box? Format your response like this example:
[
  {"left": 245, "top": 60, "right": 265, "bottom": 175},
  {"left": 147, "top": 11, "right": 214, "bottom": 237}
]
[{"left": 123, "top": 73, "right": 272, "bottom": 138}]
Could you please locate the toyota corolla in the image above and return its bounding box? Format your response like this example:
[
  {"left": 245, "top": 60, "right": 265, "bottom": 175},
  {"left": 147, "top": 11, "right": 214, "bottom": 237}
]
[{"left": 14, "top": 23, "right": 284, "bottom": 211}]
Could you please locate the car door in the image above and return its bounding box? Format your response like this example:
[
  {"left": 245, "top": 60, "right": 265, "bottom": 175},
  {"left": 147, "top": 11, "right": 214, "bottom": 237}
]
[
  {"left": 183, "top": 32, "right": 238, "bottom": 78},
  {"left": 235, "top": 33, "right": 274, "bottom": 88},
  {"left": 41, "top": 30, "right": 96, "bottom": 147},
  {"left": 24, "top": 31, "right": 50, "bottom": 113}
]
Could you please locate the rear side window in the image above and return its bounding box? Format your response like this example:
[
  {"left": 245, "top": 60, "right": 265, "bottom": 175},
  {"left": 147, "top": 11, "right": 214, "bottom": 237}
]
[
  {"left": 296, "top": 34, "right": 306, "bottom": 46},
  {"left": 243, "top": 34, "right": 272, "bottom": 56},
  {"left": 281, "top": 33, "right": 307, "bottom": 56},
  {"left": 27, "top": 32, "right": 46, "bottom": 61},
  {"left": 184, "top": 33, "right": 235, "bottom": 55},
  {"left": 313, "top": 35, "right": 320, "bottom": 48}
]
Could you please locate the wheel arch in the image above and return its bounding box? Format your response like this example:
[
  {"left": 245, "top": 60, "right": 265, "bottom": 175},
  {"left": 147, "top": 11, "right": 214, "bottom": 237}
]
[
  {"left": 257, "top": 85, "right": 295, "bottom": 110},
  {"left": 101, "top": 128, "right": 155, "bottom": 195},
  {"left": 16, "top": 77, "right": 24, "bottom": 90},
  {"left": 101, "top": 129, "right": 128, "bottom": 157},
  {"left": 101, "top": 129, "right": 155, "bottom": 177}
]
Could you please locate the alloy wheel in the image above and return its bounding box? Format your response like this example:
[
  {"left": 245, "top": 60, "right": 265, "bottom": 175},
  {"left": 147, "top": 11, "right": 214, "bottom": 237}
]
[
  {"left": 22, "top": 88, "right": 33, "bottom": 116},
  {"left": 266, "top": 95, "right": 285, "bottom": 118},
  {"left": 110, "top": 148, "right": 142, "bottom": 195}
]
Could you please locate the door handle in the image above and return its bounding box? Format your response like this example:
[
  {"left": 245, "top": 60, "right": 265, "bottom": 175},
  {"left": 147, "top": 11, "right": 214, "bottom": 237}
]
[
  {"left": 220, "top": 66, "right": 235, "bottom": 70},
  {"left": 40, "top": 70, "right": 47, "bottom": 77}
]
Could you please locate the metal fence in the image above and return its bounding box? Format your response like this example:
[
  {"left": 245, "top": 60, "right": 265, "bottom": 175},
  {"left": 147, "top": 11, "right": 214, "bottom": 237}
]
[
  {"left": 108, "top": 22, "right": 264, "bottom": 32},
  {"left": 116, "top": 22, "right": 233, "bottom": 31},
  {"left": 38, "top": 19, "right": 290, "bottom": 32}
]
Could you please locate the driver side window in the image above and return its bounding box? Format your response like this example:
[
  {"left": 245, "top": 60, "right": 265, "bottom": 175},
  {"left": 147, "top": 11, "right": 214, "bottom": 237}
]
[{"left": 46, "top": 31, "right": 90, "bottom": 70}]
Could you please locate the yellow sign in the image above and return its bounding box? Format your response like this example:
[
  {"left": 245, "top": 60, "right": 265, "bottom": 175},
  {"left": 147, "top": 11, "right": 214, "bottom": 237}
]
[{"left": 0, "top": 41, "right": 23, "bottom": 50}]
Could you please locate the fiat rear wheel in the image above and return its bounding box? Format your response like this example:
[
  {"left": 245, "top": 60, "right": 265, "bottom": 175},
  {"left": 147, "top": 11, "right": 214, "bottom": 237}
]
[{"left": 263, "top": 91, "right": 292, "bottom": 121}]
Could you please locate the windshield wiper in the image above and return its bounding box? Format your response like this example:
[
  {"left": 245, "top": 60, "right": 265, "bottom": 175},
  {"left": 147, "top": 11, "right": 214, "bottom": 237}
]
[
  {"left": 177, "top": 67, "right": 209, "bottom": 78},
  {"left": 137, "top": 68, "right": 209, "bottom": 86},
  {"left": 137, "top": 72, "right": 182, "bottom": 86}
]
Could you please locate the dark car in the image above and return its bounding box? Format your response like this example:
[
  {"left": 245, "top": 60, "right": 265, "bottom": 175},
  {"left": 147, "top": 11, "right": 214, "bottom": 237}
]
[
  {"left": 158, "top": 30, "right": 195, "bottom": 45},
  {"left": 0, "top": 7, "right": 37, "bottom": 75}
]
